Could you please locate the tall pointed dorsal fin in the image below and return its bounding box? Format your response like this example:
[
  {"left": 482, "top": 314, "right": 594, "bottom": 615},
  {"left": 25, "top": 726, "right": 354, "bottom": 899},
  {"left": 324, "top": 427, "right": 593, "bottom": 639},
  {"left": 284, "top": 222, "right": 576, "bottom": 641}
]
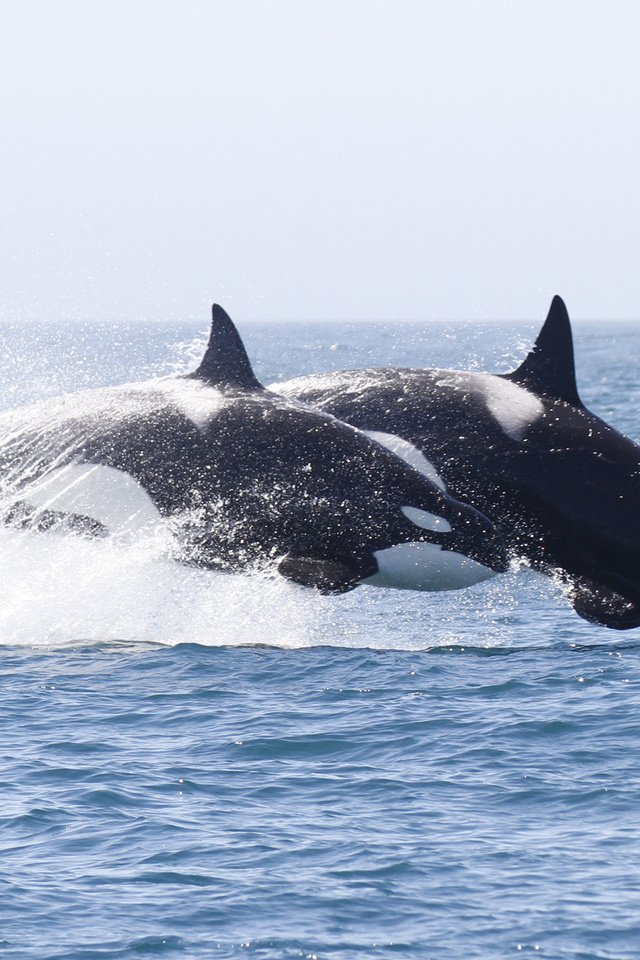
[
  {"left": 189, "top": 304, "right": 263, "bottom": 391},
  {"left": 503, "top": 295, "right": 581, "bottom": 405}
]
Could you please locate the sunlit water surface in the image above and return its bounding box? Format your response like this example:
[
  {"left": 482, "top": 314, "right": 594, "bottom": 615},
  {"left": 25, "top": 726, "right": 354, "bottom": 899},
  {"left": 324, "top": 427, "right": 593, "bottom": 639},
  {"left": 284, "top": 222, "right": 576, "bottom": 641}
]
[{"left": 1, "top": 319, "right": 639, "bottom": 959}]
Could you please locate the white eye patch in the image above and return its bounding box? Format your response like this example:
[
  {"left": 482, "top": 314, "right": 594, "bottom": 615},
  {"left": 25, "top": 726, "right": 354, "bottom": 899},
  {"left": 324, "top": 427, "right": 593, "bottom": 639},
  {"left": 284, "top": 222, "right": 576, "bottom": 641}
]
[{"left": 401, "top": 505, "right": 452, "bottom": 533}]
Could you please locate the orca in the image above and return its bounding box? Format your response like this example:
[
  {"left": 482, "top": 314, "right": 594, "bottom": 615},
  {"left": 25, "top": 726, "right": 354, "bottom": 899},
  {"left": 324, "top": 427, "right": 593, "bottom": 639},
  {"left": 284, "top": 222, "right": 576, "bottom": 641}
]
[
  {"left": 275, "top": 297, "right": 640, "bottom": 627},
  {"left": 0, "top": 305, "right": 508, "bottom": 594}
]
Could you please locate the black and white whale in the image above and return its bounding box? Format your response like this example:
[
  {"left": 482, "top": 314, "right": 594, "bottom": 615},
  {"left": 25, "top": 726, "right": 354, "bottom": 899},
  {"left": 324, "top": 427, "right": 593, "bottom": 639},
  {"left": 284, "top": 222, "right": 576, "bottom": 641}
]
[
  {"left": 276, "top": 297, "right": 640, "bottom": 628},
  {"left": 0, "top": 305, "right": 508, "bottom": 594}
]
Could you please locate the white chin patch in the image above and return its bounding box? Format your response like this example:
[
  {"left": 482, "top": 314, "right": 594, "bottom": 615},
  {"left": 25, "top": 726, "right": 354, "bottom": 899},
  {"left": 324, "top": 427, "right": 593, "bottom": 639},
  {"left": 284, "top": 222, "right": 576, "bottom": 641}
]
[
  {"left": 17, "top": 463, "right": 162, "bottom": 535},
  {"left": 364, "top": 431, "right": 447, "bottom": 491},
  {"left": 365, "top": 541, "right": 495, "bottom": 592}
]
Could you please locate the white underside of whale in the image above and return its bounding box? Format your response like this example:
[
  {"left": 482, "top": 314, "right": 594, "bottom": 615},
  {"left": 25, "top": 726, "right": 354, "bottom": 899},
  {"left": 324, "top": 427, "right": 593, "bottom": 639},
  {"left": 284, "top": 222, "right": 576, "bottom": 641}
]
[
  {"left": 366, "top": 541, "right": 494, "bottom": 591},
  {"left": 16, "top": 463, "right": 163, "bottom": 535}
]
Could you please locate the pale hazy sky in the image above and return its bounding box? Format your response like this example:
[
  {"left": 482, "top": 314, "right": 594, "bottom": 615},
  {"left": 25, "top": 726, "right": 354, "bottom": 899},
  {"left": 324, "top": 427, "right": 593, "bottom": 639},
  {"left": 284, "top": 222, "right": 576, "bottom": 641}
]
[{"left": 2, "top": 1, "right": 639, "bottom": 321}]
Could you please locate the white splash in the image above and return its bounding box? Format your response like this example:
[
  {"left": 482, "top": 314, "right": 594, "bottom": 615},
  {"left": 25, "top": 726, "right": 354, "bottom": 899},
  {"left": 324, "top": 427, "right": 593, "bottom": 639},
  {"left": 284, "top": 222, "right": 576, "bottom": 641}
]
[{"left": 0, "top": 526, "right": 329, "bottom": 648}]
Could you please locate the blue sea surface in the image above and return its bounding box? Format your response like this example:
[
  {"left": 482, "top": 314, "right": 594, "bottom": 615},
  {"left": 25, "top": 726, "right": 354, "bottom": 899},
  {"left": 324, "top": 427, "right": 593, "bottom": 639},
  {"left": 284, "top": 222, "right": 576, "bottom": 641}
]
[{"left": 1, "top": 318, "right": 639, "bottom": 959}]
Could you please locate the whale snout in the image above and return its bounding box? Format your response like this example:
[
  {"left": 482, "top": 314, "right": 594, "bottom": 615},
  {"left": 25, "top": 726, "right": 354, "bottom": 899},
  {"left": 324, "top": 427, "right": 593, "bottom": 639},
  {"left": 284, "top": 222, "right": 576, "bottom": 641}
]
[
  {"left": 276, "top": 498, "right": 508, "bottom": 595},
  {"left": 365, "top": 502, "right": 508, "bottom": 592},
  {"left": 550, "top": 533, "right": 640, "bottom": 629}
]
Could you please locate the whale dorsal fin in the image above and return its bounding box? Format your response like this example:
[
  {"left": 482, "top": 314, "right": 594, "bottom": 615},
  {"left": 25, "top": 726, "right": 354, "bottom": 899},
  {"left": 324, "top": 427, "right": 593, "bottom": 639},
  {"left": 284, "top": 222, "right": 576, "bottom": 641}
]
[
  {"left": 190, "top": 304, "right": 263, "bottom": 391},
  {"left": 503, "top": 295, "right": 581, "bottom": 405}
]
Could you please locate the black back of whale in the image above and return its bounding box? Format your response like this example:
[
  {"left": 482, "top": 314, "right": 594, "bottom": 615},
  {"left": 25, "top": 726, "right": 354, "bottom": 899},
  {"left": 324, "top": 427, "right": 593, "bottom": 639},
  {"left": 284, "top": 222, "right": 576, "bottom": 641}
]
[
  {"left": 0, "top": 304, "right": 507, "bottom": 592},
  {"left": 276, "top": 297, "right": 640, "bottom": 627}
]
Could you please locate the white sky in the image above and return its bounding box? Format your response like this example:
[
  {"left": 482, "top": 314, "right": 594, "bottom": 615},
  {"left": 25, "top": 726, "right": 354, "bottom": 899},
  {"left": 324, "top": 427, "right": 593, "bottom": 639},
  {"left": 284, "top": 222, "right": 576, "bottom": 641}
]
[{"left": 1, "top": 0, "right": 639, "bottom": 321}]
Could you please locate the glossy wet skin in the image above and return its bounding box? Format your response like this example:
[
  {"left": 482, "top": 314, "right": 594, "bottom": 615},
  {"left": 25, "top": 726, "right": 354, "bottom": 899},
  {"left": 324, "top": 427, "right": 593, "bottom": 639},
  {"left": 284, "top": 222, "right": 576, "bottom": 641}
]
[
  {"left": 0, "top": 375, "right": 507, "bottom": 594},
  {"left": 276, "top": 365, "right": 640, "bottom": 627},
  {"left": 509, "top": 400, "right": 640, "bottom": 626},
  {"left": 182, "top": 391, "right": 508, "bottom": 589},
  {"left": 75, "top": 384, "right": 507, "bottom": 590}
]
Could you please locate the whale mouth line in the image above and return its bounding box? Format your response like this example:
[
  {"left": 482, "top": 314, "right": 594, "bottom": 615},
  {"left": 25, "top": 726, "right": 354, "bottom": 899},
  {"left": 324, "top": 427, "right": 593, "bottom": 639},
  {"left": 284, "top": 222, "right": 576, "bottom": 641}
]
[
  {"left": 365, "top": 540, "right": 498, "bottom": 592},
  {"left": 277, "top": 523, "right": 509, "bottom": 594}
]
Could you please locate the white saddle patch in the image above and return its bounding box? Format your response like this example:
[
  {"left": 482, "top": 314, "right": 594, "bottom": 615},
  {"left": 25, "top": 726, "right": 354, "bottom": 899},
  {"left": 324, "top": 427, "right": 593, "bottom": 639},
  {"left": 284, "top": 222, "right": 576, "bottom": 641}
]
[
  {"left": 147, "top": 378, "right": 227, "bottom": 432},
  {"left": 366, "top": 541, "right": 494, "bottom": 591},
  {"left": 364, "top": 430, "right": 447, "bottom": 491},
  {"left": 475, "top": 374, "right": 544, "bottom": 441},
  {"left": 433, "top": 372, "right": 544, "bottom": 443},
  {"left": 18, "top": 463, "right": 162, "bottom": 535}
]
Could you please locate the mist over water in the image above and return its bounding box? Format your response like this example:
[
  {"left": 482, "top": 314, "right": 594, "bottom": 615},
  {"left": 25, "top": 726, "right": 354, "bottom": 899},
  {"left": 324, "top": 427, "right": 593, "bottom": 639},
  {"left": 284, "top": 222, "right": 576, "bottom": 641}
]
[{"left": 2, "top": 319, "right": 640, "bottom": 959}]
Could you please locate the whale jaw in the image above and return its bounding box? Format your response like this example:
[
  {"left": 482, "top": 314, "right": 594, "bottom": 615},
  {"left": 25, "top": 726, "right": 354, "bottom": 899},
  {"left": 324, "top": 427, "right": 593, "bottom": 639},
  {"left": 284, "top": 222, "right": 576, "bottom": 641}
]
[
  {"left": 277, "top": 522, "right": 507, "bottom": 595},
  {"left": 278, "top": 547, "right": 497, "bottom": 595},
  {"left": 277, "top": 555, "right": 369, "bottom": 594}
]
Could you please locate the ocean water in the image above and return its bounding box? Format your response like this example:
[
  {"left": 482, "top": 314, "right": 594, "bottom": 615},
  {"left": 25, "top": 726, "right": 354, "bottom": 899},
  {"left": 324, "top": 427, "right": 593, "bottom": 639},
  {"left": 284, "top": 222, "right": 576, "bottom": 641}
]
[{"left": 1, "top": 317, "right": 640, "bottom": 960}]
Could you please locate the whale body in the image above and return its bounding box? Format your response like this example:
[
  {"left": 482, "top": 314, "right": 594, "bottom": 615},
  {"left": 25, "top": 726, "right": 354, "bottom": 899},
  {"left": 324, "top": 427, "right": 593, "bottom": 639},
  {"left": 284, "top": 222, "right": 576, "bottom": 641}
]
[
  {"left": 276, "top": 297, "right": 640, "bottom": 627},
  {"left": 0, "top": 305, "right": 507, "bottom": 594}
]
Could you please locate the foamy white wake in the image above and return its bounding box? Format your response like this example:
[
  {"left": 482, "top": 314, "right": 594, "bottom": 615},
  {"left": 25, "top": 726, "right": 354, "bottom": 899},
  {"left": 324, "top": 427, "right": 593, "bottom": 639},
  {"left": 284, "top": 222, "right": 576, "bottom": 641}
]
[
  {"left": 0, "top": 527, "right": 333, "bottom": 648},
  {"left": 0, "top": 528, "right": 558, "bottom": 651}
]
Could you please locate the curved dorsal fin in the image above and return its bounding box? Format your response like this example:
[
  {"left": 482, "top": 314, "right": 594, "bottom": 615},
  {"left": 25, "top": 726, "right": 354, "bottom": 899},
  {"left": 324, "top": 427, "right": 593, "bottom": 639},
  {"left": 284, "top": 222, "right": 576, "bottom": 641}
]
[
  {"left": 189, "top": 304, "right": 263, "bottom": 391},
  {"left": 503, "top": 295, "right": 581, "bottom": 405}
]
